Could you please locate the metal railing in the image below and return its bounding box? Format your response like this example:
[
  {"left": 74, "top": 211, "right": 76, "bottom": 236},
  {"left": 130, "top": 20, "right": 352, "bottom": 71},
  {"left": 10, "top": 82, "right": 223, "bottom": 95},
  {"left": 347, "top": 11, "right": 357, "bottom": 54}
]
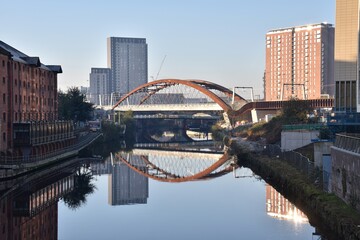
[
  {"left": 254, "top": 143, "right": 323, "bottom": 189},
  {"left": 0, "top": 132, "right": 102, "bottom": 166},
  {"left": 282, "top": 124, "right": 324, "bottom": 131},
  {"left": 334, "top": 133, "right": 360, "bottom": 154}
]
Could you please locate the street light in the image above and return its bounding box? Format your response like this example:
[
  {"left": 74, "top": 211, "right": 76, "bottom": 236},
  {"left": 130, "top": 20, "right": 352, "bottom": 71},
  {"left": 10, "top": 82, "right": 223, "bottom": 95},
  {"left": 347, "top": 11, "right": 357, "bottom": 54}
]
[{"left": 232, "top": 86, "right": 254, "bottom": 104}]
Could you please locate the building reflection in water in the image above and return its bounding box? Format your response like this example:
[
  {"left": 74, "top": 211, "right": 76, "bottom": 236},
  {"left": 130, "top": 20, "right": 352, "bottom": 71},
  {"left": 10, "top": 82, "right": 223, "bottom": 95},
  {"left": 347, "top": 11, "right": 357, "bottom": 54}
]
[
  {"left": 0, "top": 167, "right": 74, "bottom": 240},
  {"left": 108, "top": 157, "right": 149, "bottom": 206},
  {"left": 266, "top": 184, "right": 308, "bottom": 223},
  {"left": 91, "top": 156, "right": 149, "bottom": 206}
]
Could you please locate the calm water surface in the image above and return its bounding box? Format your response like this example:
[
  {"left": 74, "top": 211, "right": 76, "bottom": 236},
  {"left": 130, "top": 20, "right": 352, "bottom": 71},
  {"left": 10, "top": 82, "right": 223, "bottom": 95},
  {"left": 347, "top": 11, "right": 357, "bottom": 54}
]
[
  {"left": 57, "top": 149, "right": 316, "bottom": 240},
  {"left": 0, "top": 145, "right": 320, "bottom": 240}
]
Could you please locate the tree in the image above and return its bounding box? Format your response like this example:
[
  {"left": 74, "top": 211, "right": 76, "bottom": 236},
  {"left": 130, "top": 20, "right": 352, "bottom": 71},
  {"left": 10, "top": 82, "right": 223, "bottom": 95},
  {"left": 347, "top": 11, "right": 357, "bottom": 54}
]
[
  {"left": 62, "top": 166, "right": 96, "bottom": 210},
  {"left": 58, "top": 87, "right": 94, "bottom": 121},
  {"left": 281, "top": 97, "right": 313, "bottom": 124}
]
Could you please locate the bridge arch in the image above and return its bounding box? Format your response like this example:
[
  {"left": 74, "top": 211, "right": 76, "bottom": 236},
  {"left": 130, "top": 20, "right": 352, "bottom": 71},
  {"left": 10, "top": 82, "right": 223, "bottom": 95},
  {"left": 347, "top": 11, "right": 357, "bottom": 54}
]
[
  {"left": 114, "top": 151, "right": 234, "bottom": 183},
  {"left": 111, "top": 79, "right": 247, "bottom": 112}
]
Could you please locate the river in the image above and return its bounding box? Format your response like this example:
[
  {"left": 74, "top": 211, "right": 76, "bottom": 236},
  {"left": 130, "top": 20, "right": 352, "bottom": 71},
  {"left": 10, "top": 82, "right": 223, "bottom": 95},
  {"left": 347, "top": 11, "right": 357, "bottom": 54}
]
[{"left": 0, "top": 143, "right": 325, "bottom": 239}]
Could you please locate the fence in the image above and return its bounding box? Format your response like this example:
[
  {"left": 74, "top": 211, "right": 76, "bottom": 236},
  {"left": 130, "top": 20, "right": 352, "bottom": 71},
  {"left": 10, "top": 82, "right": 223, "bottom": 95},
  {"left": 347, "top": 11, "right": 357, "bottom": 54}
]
[
  {"left": 259, "top": 143, "right": 324, "bottom": 190},
  {"left": 0, "top": 132, "right": 102, "bottom": 166}
]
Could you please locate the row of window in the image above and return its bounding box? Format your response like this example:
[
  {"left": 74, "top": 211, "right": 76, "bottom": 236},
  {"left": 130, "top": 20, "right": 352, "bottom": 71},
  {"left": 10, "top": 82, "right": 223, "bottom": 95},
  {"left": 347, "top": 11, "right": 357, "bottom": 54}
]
[
  {"left": 2, "top": 93, "right": 54, "bottom": 106},
  {"left": 1, "top": 77, "right": 55, "bottom": 92},
  {"left": 1, "top": 60, "right": 55, "bottom": 78},
  {"left": 1, "top": 111, "right": 57, "bottom": 124}
]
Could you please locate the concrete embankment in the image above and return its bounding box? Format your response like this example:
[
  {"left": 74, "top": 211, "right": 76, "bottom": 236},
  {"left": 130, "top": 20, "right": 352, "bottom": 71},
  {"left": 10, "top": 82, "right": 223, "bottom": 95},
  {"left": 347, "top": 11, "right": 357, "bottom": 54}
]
[{"left": 228, "top": 138, "right": 360, "bottom": 240}]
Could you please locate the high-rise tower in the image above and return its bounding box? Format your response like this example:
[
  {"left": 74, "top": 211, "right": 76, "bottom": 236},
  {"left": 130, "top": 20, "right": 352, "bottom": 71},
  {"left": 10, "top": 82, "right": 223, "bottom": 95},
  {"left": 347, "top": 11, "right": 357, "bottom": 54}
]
[
  {"left": 107, "top": 37, "right": 148, "bottom": 96},
  {"left": 334, "top": 0, "right": 360, "bottom": 112},
  {"left": 265, "top": 23, "right": 334, "bottom": 101}
]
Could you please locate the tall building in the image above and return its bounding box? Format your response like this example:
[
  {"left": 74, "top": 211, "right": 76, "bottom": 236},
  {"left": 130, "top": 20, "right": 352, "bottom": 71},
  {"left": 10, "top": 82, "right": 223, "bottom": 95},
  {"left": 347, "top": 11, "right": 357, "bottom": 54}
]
[
  {"left": 264, "top": 23, "right": 334, "bottom": 101},
  {"left": 334, "top": 0, "right": 360, "bottom": 112},
  {"left": 107, "top": 37, "right": 148, "bottom": 96},
  {"left": 89, "top": 68, "right": 111, "bottom": 105}
]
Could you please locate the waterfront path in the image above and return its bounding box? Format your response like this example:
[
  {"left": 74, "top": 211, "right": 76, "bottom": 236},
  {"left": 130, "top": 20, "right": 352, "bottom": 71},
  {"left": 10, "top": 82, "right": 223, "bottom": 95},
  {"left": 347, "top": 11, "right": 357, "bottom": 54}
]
[{"left": 0, "top": 132, "right": 102, "bottom": 178}]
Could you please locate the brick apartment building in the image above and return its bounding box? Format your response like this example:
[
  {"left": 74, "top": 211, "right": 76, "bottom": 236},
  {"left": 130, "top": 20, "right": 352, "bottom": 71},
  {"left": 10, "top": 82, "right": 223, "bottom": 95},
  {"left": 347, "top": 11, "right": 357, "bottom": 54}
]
[
  {"left": 0, "top": 41, "right": 74, "bottom": 159},
  {"left": 264, "top": 23, "right": 334, "bottom": 101}
]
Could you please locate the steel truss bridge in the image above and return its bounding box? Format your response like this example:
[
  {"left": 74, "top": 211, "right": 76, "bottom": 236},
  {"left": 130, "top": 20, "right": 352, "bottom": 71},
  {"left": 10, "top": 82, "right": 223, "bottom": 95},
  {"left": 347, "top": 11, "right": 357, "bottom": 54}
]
[
  {"left": 96, "top": 79, "right": 334, "bottom": 117},
  {"left": 113, "top": 147, "right": 237, "bottom": 183}
]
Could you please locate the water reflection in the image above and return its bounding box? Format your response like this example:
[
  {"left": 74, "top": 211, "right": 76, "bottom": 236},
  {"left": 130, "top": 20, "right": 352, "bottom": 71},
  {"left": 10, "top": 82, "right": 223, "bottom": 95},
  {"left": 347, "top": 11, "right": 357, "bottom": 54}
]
[
  {"left": 112, "top": 145, "right": 235, "bottom": 183},
  {"left": 0, "top": 158, "right": 95, "bottom": 240},
  {"left": 108, "top": 161, "right": 148, "bottom": 206},
  {"left": 0, "top": 143, "right": 326, "bottom": 240},
  {"left": 266, "top": 184, "right": 308, "bottom": 223}
]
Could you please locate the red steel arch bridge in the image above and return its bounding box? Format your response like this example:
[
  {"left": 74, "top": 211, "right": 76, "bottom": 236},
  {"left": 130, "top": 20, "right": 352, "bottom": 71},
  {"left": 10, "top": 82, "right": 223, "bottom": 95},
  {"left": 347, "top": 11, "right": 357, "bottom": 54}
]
[{"left": 101, "top": 79, "right": 334, "bottom": 120}]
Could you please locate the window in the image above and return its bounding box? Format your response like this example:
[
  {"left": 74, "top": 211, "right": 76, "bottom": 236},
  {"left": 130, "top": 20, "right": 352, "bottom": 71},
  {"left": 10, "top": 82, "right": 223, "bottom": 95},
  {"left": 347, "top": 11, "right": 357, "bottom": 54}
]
[
  {"left": 2, "top": 132, "right": 5, "bottom": 142},
  {"left": 2, "top": 94, "right": 5, "bottom": 104},
  {"left": 2, "top": 112, "right": 5, "bottom": 122}
]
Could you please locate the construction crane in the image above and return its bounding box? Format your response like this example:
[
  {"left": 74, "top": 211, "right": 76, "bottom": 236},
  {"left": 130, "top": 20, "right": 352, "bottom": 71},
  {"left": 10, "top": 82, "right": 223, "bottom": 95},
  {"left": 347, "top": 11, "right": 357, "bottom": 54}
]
[{"left": 153, "top": 55, "right": 167, "bottom": 81}]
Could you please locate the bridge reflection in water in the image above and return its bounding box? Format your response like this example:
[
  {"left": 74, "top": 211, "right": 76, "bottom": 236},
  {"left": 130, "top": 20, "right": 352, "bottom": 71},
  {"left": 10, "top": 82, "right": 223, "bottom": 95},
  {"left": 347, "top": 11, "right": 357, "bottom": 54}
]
[{"left": 112, "top": 145, "right": 237, "bottom": 183}]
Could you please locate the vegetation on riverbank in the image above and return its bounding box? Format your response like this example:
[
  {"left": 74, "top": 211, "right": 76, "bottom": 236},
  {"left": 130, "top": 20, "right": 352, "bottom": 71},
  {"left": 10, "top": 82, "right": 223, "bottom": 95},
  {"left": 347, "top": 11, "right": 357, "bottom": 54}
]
[
  {"left": 232, "top": 98, "right": 315, "bottom": 144},
  {"left": 230, "top": 140, "right": 360, "bottom": 240}
]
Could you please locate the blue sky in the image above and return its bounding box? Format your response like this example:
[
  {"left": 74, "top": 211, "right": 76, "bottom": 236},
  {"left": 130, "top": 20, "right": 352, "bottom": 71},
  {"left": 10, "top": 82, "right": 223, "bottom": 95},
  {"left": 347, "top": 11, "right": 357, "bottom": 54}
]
[{"left": 1, "top": 0, "right": 334, "bottom": 97}]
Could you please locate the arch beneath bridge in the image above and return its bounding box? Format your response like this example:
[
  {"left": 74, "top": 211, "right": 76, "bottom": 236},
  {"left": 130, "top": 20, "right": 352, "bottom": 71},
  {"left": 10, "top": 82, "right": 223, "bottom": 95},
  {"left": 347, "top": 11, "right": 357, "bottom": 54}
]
[
  {"left": 111, "top": 79, "right": 247, "bottom": 112},
  {"left": 114, "top": 152, "right": 234, "bottom": 182}
]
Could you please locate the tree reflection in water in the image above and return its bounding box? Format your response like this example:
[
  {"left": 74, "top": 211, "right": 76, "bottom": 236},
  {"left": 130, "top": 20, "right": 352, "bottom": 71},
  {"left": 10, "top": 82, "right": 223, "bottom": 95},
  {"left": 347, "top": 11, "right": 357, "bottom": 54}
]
[{"left": 62, "top": 165, "right": 96, "bottom": 210}]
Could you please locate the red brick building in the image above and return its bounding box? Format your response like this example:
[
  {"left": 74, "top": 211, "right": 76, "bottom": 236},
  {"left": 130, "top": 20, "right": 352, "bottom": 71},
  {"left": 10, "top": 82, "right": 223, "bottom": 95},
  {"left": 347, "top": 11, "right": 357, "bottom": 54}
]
[
  {"left": 264, "top": 23, "right": 334, "bottom": 101},
  {"left": 0, "top": 41, "right": 74, "bottom": 159}
]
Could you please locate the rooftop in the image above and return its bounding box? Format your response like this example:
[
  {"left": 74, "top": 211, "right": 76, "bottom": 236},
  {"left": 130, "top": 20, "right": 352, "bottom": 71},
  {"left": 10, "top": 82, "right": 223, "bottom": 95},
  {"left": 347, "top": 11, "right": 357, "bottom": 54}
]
[
  {"left": 267, "top": 22, "right": 334, "bottom": 35},
  {"left": 0, "top": 40, "right": 62, "bottom": 73}
]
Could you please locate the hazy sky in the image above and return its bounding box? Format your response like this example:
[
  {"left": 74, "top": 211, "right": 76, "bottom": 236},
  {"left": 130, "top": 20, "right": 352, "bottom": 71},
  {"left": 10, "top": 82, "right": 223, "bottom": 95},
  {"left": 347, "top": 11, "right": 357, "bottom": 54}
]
[{"left": 1, "top": 0, "right": 334, "bottom": 97}]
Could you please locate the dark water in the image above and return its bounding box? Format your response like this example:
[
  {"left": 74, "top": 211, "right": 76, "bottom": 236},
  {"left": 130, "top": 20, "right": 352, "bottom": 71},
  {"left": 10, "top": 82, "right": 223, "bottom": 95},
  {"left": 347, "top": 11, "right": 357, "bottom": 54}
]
[{"left": 0, "top": 144, "right": 323, "bottom": 240}]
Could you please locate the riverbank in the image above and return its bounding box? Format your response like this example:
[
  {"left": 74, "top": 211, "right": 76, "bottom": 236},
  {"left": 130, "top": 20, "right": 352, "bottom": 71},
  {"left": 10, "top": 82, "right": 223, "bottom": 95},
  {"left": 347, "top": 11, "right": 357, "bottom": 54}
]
[{"left": 228, "top": 138, "right": 360, "bottom": 240}]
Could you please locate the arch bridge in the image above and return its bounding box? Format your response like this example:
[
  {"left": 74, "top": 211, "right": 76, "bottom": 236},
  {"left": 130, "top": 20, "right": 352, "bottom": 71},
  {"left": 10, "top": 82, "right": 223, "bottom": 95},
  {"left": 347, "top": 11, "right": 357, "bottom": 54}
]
[
  {"left": 106, "top": 79, "right": 334, "bottom": 122},
  {"left": 111, "top": 79, "right": 247, "bottom": 113}
]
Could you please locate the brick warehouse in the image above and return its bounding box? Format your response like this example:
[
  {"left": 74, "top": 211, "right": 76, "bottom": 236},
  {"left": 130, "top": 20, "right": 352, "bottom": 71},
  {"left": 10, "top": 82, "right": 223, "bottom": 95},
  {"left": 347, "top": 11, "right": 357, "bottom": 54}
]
[{"left": 0, "top": 41, "right": 75, "bottom": 159}]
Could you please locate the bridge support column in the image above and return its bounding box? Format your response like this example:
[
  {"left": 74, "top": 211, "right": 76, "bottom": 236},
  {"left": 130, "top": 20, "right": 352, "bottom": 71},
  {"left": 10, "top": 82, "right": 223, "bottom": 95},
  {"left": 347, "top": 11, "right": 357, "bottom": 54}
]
[{"left": 251, "top": 109, "right": 259, "bottom": 123}]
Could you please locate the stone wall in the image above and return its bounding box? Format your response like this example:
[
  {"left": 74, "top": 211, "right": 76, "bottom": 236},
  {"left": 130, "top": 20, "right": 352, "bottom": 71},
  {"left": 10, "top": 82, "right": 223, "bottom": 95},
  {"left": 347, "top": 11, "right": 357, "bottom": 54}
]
[{"left": 331, "top": 146, "right": 360, "bottom": 211}]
